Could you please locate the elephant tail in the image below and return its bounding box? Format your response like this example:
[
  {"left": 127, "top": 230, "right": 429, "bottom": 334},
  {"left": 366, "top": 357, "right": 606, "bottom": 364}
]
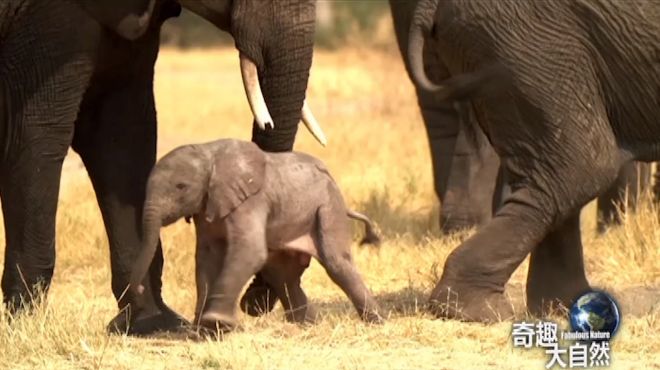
[
  {"left": 347, "top": 210, "right": 381, "bottom": 246},
  {"left": 407, "top": 0, "right": 508, "bottom": 100}
]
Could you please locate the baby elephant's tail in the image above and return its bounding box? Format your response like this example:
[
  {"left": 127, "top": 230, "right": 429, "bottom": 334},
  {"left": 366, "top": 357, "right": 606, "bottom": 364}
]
[{"left": 347, "top": 210, "right": 381, "bottom": 246}]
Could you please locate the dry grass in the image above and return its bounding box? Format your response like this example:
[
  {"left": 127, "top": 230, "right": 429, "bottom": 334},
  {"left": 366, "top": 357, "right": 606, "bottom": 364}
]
[{"left": 0, "top": 45, "right": 659, "bottom": 369}]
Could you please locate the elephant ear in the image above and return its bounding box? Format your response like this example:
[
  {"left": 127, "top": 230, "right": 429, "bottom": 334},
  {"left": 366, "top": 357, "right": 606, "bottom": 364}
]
[
  {"left": 205, "top": 141, "right": 267, "bottom": 222},
  {"left": 75, "top": 0, "right": 157, "bottom": 40}
]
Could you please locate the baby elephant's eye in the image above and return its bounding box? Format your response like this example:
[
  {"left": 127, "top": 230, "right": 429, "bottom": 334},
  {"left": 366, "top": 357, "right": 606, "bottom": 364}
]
[{"left": 176, "top": 183, "right": 187, "bottom": 190}]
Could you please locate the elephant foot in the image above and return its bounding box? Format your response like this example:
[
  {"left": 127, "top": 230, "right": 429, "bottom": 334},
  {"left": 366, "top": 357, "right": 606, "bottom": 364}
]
[
  {"left": 240, "top": 273, "right": 278, "bottom": 317},
  {"left": 428, "top": 281, "right": 514, "bottom": 323},
  {"left": 198, "top": 311, "right": 238, "bottom": 333},
  {"left": 361, "top": 310, "right": 385, "bottom": 325},
  {"left": 284, "top": 304, "right": 319, "bottom": 324},
  {"left": 526, "top": 283, "right": 591, "bottom": 317},
  {"left": 107, "top": 305, "right": 189, "bottom": 336},
  {"left": 3, "top": 280, "right": 51, "bottom": 317}
]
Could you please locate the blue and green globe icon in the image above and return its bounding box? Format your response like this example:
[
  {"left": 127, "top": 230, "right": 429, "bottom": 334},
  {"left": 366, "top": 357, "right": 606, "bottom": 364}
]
[{"left": 569, "top": 291, "right": 620, "bottom": 340}]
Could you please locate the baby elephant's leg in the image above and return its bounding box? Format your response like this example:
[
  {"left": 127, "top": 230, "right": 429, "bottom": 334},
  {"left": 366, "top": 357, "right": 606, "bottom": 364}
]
[
  {"left": 239, "top": 273, "right": 279, "bottom": 317},
  {"left": 262, "top": 252, "right": 317, "bottom": 324},
  {"left": 316, "top": 204, "right": 383, "bottom": 324},
  {"left": 193, "top": 237, "right": 224, "bottom": 327},
  {"left": 199, "top": 212, "right": 268, "bottom": 332}
]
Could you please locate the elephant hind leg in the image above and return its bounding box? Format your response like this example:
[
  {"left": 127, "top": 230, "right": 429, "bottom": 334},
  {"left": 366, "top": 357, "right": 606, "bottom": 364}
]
[
  {"left": 526, "top": 210, "right": 590, "bottom": 315},
  {"left": 429, "top": 186, "right": 551, "bottom": 322},
  {"left": 431, "top": 158, "right": 621, "bottom": 322},
  {"left": 260, "top": 252, "right": 317, "bottom": 324},
  {"left": 239, "top": 273, "right": 278, "bottom": 317},
  {"left": 315, "top": 203, "right": 383, "bottom": 324},
  {"left": 597, "top": 161, "right": 652, "bottom": 233}
]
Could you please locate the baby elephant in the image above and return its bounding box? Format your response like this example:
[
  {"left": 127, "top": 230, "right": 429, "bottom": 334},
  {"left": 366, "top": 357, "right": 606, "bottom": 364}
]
[{"left": 129, "top": 138, "right": 383, "bottom": 332}]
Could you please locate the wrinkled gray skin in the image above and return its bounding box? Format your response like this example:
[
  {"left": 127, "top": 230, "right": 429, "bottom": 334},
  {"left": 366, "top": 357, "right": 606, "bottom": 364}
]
[
  {"left": 389, "top": 0, "right": 501, "bottom": 233},
  {"left": 0, "top": 0, "right": 316, "bottom": 336},
  {"left": 388, "top": 0, "right": 654, "bottom": 234},
  {"left": 129, "top": 139, "right": 383, "bottom": 332},
  {"left": 408, "top": 0, "right": 659, "bottom": 322},
  {"left": 242, "top": 0, "right": 656, "bottom": 317}
]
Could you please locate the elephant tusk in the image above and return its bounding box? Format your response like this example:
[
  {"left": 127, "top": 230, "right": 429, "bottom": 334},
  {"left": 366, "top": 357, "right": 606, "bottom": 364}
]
[
  {"left": 239, "top": 53, "right": 274, "bottom": 130},
  {"left": 301, "top": 100, "right": 327, "bottom": 146}
]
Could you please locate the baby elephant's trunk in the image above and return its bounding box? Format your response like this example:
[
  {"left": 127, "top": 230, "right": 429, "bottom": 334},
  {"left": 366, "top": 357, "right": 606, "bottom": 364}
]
[{"left": 347, "top": 210, "right": 381, "bottom": 246}]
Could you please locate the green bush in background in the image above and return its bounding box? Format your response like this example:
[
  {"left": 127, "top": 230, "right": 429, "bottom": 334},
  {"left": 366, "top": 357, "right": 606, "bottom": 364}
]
[{"left": 160, "top": 1, "right": 391, "bottom": 49}]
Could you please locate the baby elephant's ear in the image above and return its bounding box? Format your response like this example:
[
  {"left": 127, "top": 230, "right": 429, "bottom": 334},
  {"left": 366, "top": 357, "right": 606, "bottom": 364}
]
[{"left": 205, "top": 141, "right": 266, "bottom": 222}]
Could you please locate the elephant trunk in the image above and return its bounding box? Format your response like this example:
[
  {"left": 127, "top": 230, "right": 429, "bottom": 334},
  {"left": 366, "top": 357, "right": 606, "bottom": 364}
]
[
  {"left": 232, "top": 1, "right": 317, "bottom": 152},
  {"left": 129, "top": 203, "right": 162, "bottom": 305}
]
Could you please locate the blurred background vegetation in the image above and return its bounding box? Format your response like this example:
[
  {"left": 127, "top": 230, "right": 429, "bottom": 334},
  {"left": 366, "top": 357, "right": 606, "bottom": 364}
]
[{"left": 160, "top": 1, "right": 393, "bottom": 49}]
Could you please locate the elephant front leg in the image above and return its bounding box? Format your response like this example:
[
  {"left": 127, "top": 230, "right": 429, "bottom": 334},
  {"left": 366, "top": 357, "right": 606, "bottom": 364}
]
[
  {"left": 72, "top": 77, "right": 185, "bottom": 336},
  {"left": 0, "top": 6, "right": 95, "bottom": 311},
  {"left": 199, "top": 208, "right": 268, "bottom": 332},
  {"left": 193, "top": 238, "right": 222, "bottom": 328},
  {"left": 526, "top": 210, "right": 590, "bottom": 315},
  {"left": 1, "top": 142, "right": 70, "bottom": 313}
]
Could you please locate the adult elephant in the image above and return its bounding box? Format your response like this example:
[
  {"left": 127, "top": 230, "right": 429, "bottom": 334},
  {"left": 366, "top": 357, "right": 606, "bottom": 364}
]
[
  {"left": 406, "top": 0, "right": 659, "bottom": 321},
  {"left": 239, "top": 0, "right": 656, "bottom": 318},
  {"left": 0, "top": 0, "right": 322, "bottom": 335},
  {"left": 387, "top": 0, "right": 654, "bottom": 234}
]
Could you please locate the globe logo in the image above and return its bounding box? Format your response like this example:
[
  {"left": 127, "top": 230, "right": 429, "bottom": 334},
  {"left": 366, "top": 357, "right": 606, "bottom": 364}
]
[{"left": 569, "top": 291, "right": 620, "bottom": 341}]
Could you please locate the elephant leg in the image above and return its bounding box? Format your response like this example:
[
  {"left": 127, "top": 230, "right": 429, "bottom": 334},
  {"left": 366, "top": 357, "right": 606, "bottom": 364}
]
[
  {"left": 316, "top": 203, "right": 383, "bottom": 324},
  {"left": 526, "top": 210, "right": 590, "bottom": 315},
  {"left": 597, "top": 161, "right": 652, "bottom": 232},
  {"left": 260, "top": 252, "right": 317, "bottom": 324},
  {"left": 193, "top": 237, "right": 225, "bottom": 327},
  {"left": 74, "top": 122, "right": 185, "bottom": 335},
  {"left": 72, "top": 51, "right": 185, "bottom": 335},
  {"left": 1, "top": 136, "right": 71, "bottom": 313},
  {"left": 239, "top": 271, "right": 279, "bottom": 317},
  {"left": 491, "top": 163, "right": 512, "bottom": 215},
  {"left": 429, "top": 146, "right": 621, "bottom": 323},
  {"left": 0, "top": 0, "right": 97, "bottom": 313},
  {"left": 389, "top": 0, "right": 499, "bottom": 232},
  {"left": 199, "top": 206, "right": 268, "bottom": 332},
  {"left": 428, "top": 186, "right": 552, "bottom": 322},
  {"left": 435, "top": 122, "right": 500, "bottom": 232}
]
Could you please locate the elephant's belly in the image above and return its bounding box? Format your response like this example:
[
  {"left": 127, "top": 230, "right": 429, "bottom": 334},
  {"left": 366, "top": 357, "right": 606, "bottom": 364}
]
[
  {"left": 265, "top": 203, "right": 319, "bottom": 256},
  {"left": 268, "top": 232, "right": 319, "bottom": 261}
]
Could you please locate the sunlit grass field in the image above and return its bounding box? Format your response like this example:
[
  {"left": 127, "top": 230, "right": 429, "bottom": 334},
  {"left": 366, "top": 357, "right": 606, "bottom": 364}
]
[{"left": 1, "top": 44, "right": 659, "bottom": 369}]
